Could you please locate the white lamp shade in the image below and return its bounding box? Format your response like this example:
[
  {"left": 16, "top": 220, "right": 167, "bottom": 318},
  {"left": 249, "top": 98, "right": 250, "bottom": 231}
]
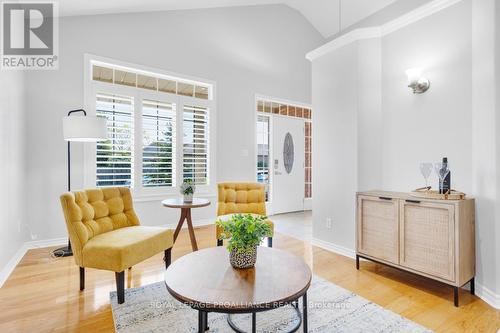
[
  {"left": 405, "top": 68, "right": 422, "bottom": 85},
  {"left": 63, "top": 115, "right": 107, "bottom": 142}
]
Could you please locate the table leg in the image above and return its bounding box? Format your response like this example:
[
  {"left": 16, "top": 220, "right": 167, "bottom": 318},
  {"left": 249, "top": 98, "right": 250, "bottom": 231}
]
[
  {"left": 198, "top": 310, "right": 204, "bottom": 333},
  {"left": 203, "top": 311, "right": 209, "bottom": 331},
  {"left": 186, "top": 208, "right": 199, "bottom": 251},
  {"left": 173, "top": 208, "right": 188, "bottom": 242},
  {"left": 303, "top": 292, "right": 308, "bottom": 332},
  {"left": 252, "top": 312, "right": 256, "bottom": 333}
]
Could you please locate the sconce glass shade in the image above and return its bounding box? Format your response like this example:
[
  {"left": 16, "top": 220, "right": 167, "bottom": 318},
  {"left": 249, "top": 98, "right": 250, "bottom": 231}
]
[
  {"left": 405, "top": 68, "right": 422, "bottom": 85},
  {"left": 62, "top": 115, "right": 107, "bottom": 142},
  {"left": 405, "top": 67, "right": 430, "bottom": 94}
]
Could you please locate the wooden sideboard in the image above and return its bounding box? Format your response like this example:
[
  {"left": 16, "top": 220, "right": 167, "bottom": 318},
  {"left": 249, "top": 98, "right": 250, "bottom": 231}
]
[{"left": 356, "top": 190, "right": 475, "bottom": 306}]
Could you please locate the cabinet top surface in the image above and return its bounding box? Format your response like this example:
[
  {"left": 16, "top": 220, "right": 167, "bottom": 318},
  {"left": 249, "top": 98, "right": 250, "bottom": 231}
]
[{"left": 357, "top": 190, "right": 474, "bottom": 203}]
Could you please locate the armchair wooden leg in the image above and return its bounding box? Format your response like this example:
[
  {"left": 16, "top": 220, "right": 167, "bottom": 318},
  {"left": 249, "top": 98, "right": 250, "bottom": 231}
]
[
  {"left": 217, "top": 239, "right": 223, "bottom": 247},
  {"left": 268, "top": 237, "right": 273, "bottom": 248},
  {"left": 79, "top": 267, "right": 85, "bottom": 291},
  {"left": 115, "top": 271, "right": 125, "bottom": 304},
  {"left": 164, "top": 248, "right": 172, "bottom": 269}
]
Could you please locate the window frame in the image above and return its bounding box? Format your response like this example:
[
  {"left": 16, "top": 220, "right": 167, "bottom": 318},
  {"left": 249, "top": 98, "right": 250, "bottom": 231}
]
[{"left": 84, "top": 55, "right": 217, "bottom": 200}]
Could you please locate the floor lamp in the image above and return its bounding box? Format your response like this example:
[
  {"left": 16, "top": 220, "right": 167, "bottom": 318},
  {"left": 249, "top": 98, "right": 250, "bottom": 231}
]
[{"left": 52, "top": 109, "right": 107, "bottom": 257}]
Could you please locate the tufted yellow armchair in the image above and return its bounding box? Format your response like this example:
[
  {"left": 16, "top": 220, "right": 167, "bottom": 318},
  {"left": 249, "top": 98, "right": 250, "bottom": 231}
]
[
  {"left": 216, "top": 182, "right": 274, "bottom": 247},
  {"left": 59, "top": 187, "right": 173, "bottom": 304}
]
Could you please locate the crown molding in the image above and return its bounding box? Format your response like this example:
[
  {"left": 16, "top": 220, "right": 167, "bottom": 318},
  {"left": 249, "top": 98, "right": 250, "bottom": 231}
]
[
  {"left": 306, "top": 27, "right": 381, "bottom": 61},
  {"left": 306, "top": 0, "right": 465, "bottom": 61}
]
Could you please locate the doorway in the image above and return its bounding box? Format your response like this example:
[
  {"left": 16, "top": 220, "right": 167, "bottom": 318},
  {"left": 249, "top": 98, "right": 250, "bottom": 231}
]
[{"left": 256, "top": 97, "right": 312, "bottom": 215}]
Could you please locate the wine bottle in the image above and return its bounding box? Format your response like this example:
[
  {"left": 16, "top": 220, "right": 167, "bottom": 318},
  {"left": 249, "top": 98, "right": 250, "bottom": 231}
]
[{"left": 440, "top": 157, "right": 451, "bottom": 194}]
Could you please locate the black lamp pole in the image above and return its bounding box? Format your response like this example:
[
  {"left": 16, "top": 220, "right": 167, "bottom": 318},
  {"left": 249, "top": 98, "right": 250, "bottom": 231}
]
[{"left": 52, "top": 109, "right": 87, "bottom": 258}]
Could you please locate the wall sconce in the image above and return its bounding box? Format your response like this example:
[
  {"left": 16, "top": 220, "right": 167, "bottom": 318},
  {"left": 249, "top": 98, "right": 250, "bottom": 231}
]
[{"left": 405, "top": 68, "right": 430, "bottom": 94}]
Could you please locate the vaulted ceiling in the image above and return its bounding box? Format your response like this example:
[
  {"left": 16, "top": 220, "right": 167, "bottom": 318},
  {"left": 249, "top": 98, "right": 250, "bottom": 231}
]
[{"left": 58, "top": 0, "right": 399, "bottom": 38}]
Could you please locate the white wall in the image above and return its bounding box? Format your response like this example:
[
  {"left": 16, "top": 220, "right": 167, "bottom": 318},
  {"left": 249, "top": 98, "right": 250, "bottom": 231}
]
[
  {"left": 0, "top": 71, "right": 26, "bottom": 275},
  {"left": 311, "top": 0, "right": 500, "bottom": 307},
  {"left": 312, "top": 37, "right": 383, "bottom": 249},
  {"left": 357, "top": 38, "right": 382, "bottom": 191},
  {"left": 380, "top": 1, "right": 472, "bottom": 192},
  {"left": 471, "top": 0, "right": 499, "bottom": 297},
  {"left": 23, "top": 5, "right": 323, "bottom": 241},
  {"left": 312, "top": 43, "right": 358, "bottom": 249},
  {"left": 496, "top": 0, "right": 500, "bottom": 298}
]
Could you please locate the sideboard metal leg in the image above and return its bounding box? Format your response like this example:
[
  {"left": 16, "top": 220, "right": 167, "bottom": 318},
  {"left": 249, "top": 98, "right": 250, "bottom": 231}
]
[
  {"left": 356, "top": 255, "right": 359, "bottom": 270},
  {"left": 454, "top": 286, "right": 459, "bottom": 307},
  {"left": 470, "top": 278, "right": 475, "bottom": 295},
  {"left": 252, "top": 312, "right": 256, "bottom": 333}
]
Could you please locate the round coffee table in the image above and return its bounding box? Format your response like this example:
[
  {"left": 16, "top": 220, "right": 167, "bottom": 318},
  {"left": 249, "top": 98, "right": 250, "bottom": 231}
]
[
  {"left": 162, "top": 198, "right": 210, "bottom": 252},
  {"left": 165, "top": 246, "right": 311, "bottom": 333}
]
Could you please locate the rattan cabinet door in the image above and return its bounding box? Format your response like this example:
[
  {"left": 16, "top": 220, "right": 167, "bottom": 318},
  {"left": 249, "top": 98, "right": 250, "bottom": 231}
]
[
  {"left": 357, "top": 196, "right": 399, "bottom": 264},
  {"left": 400, "top": 200, "right": 455, "bottom": 281}
]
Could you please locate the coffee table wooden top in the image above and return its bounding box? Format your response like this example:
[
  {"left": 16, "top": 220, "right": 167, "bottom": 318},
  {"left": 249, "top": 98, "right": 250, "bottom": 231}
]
[
  {"left": 161, "top": 197, "right": 211, "bottom": 209},
  {"left": 164, "top": 246, "right": 311, "bottom": 312}
]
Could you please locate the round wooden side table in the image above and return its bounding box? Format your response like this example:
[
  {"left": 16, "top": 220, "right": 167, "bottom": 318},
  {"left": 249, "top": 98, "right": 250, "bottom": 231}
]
[
  {"left": 161, "top": 198, "right": 210, "bottom": 252},
  {"left": 165, "top": 246, "right": 312, "bottom": 332}
]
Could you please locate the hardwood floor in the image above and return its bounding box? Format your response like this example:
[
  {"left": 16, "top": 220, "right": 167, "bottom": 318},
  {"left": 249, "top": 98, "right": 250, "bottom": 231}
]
[{"left": 0, "top": 225, "right": 498, "bottom": 332}]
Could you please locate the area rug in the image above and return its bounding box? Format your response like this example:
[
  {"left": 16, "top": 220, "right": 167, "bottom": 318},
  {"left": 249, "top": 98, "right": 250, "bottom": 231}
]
[{"left": 110, "top": 276, "right": 432, "bottom": 333}]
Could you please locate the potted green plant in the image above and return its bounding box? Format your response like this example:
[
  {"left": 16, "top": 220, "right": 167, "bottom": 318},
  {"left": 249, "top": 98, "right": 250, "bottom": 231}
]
[
  {"left": 216, "top": 214, "right": 272, "bottom": 268},
  {"left": 180, "top": 179, "right": 195, "bottom": 203}
]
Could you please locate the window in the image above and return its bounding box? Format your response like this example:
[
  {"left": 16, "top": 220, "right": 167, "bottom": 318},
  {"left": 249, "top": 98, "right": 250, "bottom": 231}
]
[
  {"left": 256, "top": 115, "right": 270, "bottom": 200},
  {"left": 183, "top": 105, "right": 209, "bottom": 185},
  {"left": 256, "top": 98, "right": 312, "bottom": 200},
  {"left": 305, "top": 121, "right": 312, "bottom": 198},
  {"left": 92, "top": 63, "right": 211, "bottom": 100},
  {"left": 142, "top": 100, "right": 176, "bottom": 187},
  {"left": 87, "top": 59, "right": 215, "bottom": 196},
  {"left": 96, "top": 94, "right": 134, "bottom": 187}
]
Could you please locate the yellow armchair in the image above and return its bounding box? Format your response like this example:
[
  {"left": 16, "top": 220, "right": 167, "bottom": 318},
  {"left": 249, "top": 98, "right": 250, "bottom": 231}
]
[
  {"left": 59, "top": 187, "right": 173, "bottom": 304},
  {"left": 215, "top": 182, "right": 274, "bottom": 247}
]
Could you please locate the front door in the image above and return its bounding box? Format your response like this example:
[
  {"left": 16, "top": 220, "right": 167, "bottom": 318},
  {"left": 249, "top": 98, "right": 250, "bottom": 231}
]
[{"left": 272, "top": 117, "right": 304, "bottom": 214}]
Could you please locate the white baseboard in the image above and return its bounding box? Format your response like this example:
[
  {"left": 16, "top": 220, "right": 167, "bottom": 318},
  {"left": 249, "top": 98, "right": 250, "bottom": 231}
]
[
  {"left": 311, "top": 237, "right": 356, "bottom": 259},
  {"left": 310, "top": 238, "right": 500, "bottom": 310},
  {"left": 25, "top": 237, "right": 67, "bottom": 249},
  {"left": 0, "top": 243, "right": 29, "bottom": 288},
  {"left": 0, "top": 237, "right": 67, "bottom": 288},
  {"left": 475, "top": 282, "right": 500, "bottom": 310},
  {"left": 0, "top": 220, "right": 216, "bottom": 289},
  {"left": 4, "top": 231, "right": 500, "bottom": 310}
]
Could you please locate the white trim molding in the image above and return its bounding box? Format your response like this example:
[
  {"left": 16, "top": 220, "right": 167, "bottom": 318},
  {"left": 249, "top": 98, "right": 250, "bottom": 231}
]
[
  {"left": 83, "top": 54, "right": 218, "bottom": 199},
  {"left": 311, "top": 237, "right": 356, "bottom": 259},
  {"left": 0, "top": 219, "right": 219, "bottom": 288},
  {"left": 306, "top": 27, "right": 382, "bottom": 61},
  {"left": 3, "top": 233, "right": 500, "bottom": 310},
  {"left": 475, "top": 282, "right": 500, "bottom": 310},
  {"left": 0, "top": 237, "right": 67, "bottom": 288},
  {"left": 310, "top": 238, "right": 500, "bottom": 310},
  {"left": 306, "top": 0, "right": 465, "bottom": 61}
]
